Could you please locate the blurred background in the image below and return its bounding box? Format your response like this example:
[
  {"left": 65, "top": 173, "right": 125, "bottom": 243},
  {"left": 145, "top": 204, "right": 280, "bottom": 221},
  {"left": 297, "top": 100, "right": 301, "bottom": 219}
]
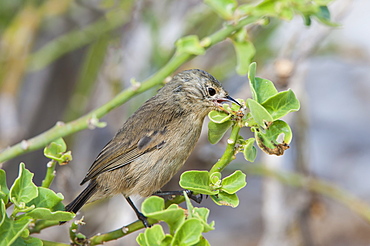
[{"left": 1, "top": 0, "right": 370, "bottom": 245}]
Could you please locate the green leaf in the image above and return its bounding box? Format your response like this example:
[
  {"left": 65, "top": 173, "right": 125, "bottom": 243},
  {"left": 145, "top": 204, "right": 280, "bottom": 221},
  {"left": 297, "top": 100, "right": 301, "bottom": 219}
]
[
  {"left": 208, "top": 120, "right": 233, "bottom": 144},
  {"left": 221, "top": 170, "right": 247, "bottom": 194},
  {"left": 60, "top": 151, "right": 73, "bottom": 165},
  {"left": 137, "top": 224, "right": 167, "bottom": 246},
  {"left": 194, "top": 237, "right": 211, "bottom": 246},
  {"left": 180, "top": 171, "right": 217, "bottom": 195},
  {"left": 142, "top": 197, "right": 185, "bottom": 233},
  {"left": 272, "top": 120, "right": 293, "bottom": 144},
  {"left": 43, "top": 138, "right": 72, "bottom": 164},
  {"left": 238, "top": 0, "right": 293, "bottom": 20},
  {"left": 0, "top": 200, "right": 5, "bottom": 227},
  {"left": 261, "top": 89, "right": 300, "bottom": 120},
  {"left": 161, "top": 235, "right": 173, "bottom": 246},
  {"left": 209, "top": 172, "right": 221, "bottom": 186},
  {"left": 141, "top": 196, "right": 164, "bottom": 214},
  {"left": 313, "top": 6, "right": 339, "bottom": 27},
  {"left": 43, "top": 138, "right": 66, "bottom": 162},
  {"left": 231, "top": 29, "right": 255, "bottom": 75},
  {"left": 9, "top": 163, "right": 38, "bottom": 207},
  {"left": 136, "top": 234, "right": 146, "bottom": 246},
  {"left": 54, "top": 138, "right": 67, "bottom": 152},
  {"left": 211, "top": 191, "right": 239, "bottom": 208},
  {"left": 144, "top": 225, "right": 166, "bottom": 246},
  {"left": 208, "top": 111, "right": 231, "bottom": 123},
  {"left": 172, "top": 219, "right": 203, "bottom": 246},
  {"left": 183, "top": 192, "right": 215, "bottom": 233},
  {"left": 11, "top": 236, "right": 42, "bottom": 246},
  {"left": 248, "top": 62, "right": 278, "bottom": 103},
  {"left": 247, "top": 98, "right": 273, "bottom": 127},
  {"left": 20, "top": 228, "right": 29, "bottom": 238},
  {"left": 0, "top": 169, "right": 9, "bottom": 204},
  {"left": 255, "top": 120, "right": 292, "bottom": 156},
  {"left": 243, "top": 138, "right": 257, "bottom": 162},
  {"left": 175, "top": 35, "right": 205, "bottom": 55},
  {"left": 279, "top": 5, "right": 294, "bottom": 20},
  {"left": 237, "top": 0, "right": 274, "bottom": 18},
  {"left": 234, "top": 40, "right": 255, "bottom": 75},
  {"left": 204, "top": 0, "right": 237, "bottom": 20},
  {"left": 26, "top": 187, "right": 64, "bottom": 211},
  {"left": 0, "top": 216, "right": 30, "bottom": 246},
  {"left": 192, "top": 207, "right": 215, "bottom": 233},
  {"left": 248, "top": 62, "right": 257, "bottom": 100},
  {"left": 251, "top": 78, "right": 278, "bottom": 104},
  {"left": 183, "top": 190, "right": 195, "bottom": 217},
  {"left": 26, "top": 208, "right": 74, "bottom": 221}
]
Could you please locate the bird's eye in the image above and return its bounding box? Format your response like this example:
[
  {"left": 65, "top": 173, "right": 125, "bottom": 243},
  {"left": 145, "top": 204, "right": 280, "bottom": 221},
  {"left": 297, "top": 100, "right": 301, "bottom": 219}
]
[{"left": 208, "top": 87, "right": 216, "bottom": 96}]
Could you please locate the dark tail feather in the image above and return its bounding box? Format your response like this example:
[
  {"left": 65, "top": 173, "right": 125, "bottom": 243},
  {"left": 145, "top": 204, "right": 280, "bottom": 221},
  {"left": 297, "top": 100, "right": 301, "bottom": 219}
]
[{"left": 60, "top": 181, "right": 98, "bottom": 224}]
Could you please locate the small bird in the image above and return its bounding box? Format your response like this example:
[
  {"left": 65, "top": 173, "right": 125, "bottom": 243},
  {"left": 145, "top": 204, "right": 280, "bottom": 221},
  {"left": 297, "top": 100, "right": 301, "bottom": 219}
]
[{"left": 64, "top": 69, "right": 240, "bottom": 227}]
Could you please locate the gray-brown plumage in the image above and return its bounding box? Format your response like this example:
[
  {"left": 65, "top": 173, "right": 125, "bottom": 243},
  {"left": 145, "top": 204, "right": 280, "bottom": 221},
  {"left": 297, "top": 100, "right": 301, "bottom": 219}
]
[{"left": 64, "top": 69, "right": 239, "bottom": 225}]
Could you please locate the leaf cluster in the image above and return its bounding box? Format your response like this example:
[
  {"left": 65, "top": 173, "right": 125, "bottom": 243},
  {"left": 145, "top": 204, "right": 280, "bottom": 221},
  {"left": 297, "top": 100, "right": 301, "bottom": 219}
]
[
  {"left": 208, "top": 62, "right": 300, "bottom": 163},
  {"left": 137, "top": 194, "right": 214, "bottom": 246},
  {"left": 0, "top": 139, "right": 74, "bottom": 246},
  {"left": 0, "top": 163, "right": 73, "bottom": 246},
  {"left": 206, "top": 0, "right": 336, "bottom": 26},
  {"left": 180, "top": 171, "right": 246, "bottom": 208},
  {"left": 173, "top": 63, "right": 299, "bottom": 222}
]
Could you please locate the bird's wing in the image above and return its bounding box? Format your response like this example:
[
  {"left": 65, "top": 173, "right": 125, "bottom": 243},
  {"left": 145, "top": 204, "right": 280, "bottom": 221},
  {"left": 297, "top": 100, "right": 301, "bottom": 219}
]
[{"left": 80, "top": 128, "right": 166, "bottom": 185}]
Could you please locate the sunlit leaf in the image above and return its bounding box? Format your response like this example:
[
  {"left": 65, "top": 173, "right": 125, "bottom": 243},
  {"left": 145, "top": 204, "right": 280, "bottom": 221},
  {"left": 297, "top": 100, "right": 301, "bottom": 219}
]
[
  {"left": 247, "top": 98, "right": 273, "bottom": 128},
  {"left": 137, "top": 224, "right": 167, "bottom": 246},
  {"left": 231, "top": 29, "right": 255, "bottom": 75},
  {"left": 243, "top": 138, "right": 257, "bottom": 162},
  {"left": 175, "top": 35, "right": 205, "bottom": 55},
  {"left": 11, "top": 236, "right": 42, "bottom": 246},
  {"left": 0, "top": 216, "right": 30, "bottom": 246},
  {"left": 9, "top": 163, "right": 38, "bottom": 207},
  {"left": 172, "top": 219, "right": 203, "bottom": 246},
  {"left": 211, "top": 191, "right": 239, "bottom": 207},
  {"left": 221, "top": 170, "right": 247, "bottom": 194},
  {"left": 142, "top": 196, "right": 185, "bottom": 233},
  {"left": 204, "top": 0, "right": 237, "bottom": 20},
  {"left": 255, "top": 120, "right": 292, "bottom": 156},
  {"left": 208, "top": 111, "right": 231, "bottom": 123},
  {"left": 208, "top": 120, "right": 233, "bottom": 144},
  {"left": 26, "top": 187, "right": 64, "bottom": 211},
  {"left": 0, "top": 169, "right": 9, "bottom": 204},
  {"left": 26, "top": 208, "right": 74, "bottom": 221},
  {"left": 261, "top": 89, "right": 300, "bottom": 120},
  {"left": 251, "top": 77, "right": 278, "bottom": 104},
  {"left": 194, "top": 237, "right": 211, "bottom": 246},
  {"left": 180, "top": 171, "right": 218, "bottom": 195}
]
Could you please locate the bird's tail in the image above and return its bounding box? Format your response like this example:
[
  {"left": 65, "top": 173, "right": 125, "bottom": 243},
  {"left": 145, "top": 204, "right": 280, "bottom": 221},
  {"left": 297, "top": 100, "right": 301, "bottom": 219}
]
[{"left": 60, "top": 181, "right": 97, "bottom": 224}]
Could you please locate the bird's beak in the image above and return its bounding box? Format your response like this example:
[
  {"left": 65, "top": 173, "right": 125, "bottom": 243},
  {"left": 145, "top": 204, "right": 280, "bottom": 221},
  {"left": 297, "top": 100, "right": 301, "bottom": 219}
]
[{"left": 217, "top": 95, "right": 241, "bottom": 107}]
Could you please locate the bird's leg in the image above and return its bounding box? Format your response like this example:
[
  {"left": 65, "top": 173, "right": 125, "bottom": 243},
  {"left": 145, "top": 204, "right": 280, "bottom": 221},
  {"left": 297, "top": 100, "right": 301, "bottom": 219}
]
[
  {"left": 125, "top": 196, "right": 151, "bottom": 228},
  {"left": 153, "top": 190, "right": 203, "bottom": 204}
]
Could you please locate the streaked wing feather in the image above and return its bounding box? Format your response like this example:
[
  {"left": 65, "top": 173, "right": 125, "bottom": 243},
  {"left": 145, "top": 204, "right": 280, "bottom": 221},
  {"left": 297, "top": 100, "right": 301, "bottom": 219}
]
[{"left": 81, "top": 130, "right": 166, "bottom": 184}]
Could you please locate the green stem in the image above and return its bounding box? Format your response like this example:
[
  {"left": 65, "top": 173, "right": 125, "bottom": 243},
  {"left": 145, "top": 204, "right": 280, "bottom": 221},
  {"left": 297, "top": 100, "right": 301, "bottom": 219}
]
[
  {"left": 210, "top": 124, "right": 241, "bottom": 174},
  {"left": 204, "top": 16, "right": 259, "bottom": 46},
  {"left": 89, "top": 218, "right": 158, "bottom": 245},
  {"left": 0, "top": 16, "right": 260, "bottom": 164},
  {"left": 88, "top": 195, "right": 185, "bottom": 244},
  {"left": 40, "top": 239, "right": 69, "bottom": 246},
  {"left": 41, "top": 160, "right": 56, "bottom": 188},
  {"left": 29, "top": 220, "right": 59, "bottom": 234}
]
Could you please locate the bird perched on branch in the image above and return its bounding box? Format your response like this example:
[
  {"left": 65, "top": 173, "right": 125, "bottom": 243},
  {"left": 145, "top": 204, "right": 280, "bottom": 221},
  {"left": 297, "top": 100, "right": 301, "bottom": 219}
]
[{"left": 63, "top": 69, "right": 240, "bottom": 227}]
